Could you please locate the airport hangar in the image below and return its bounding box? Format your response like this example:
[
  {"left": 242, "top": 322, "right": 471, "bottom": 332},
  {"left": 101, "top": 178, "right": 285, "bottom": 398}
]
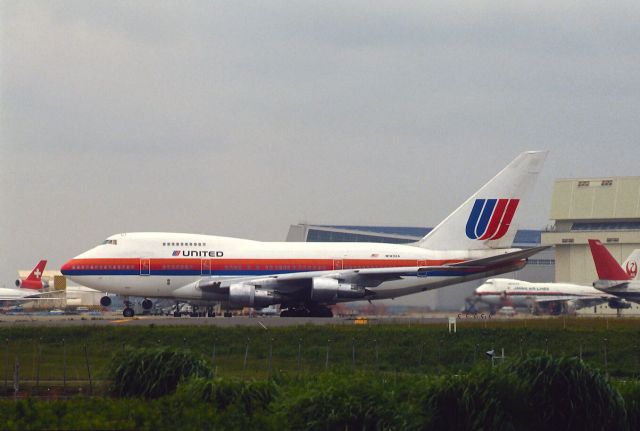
[{"left": 542, "top": 177, "right": 640, "bottom": 285}]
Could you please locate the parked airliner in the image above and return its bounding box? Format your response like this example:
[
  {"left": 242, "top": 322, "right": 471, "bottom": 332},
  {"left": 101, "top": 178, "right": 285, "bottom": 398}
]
[
  {"left": 61, "top": 151, "right": 548, "bottom": 317},
  {"left": 589, "top": 239, "right": 640, "bottom": 304},
  {"left": 0, "top": 260, "right": 52, "bottom": 301},
  {"left": 470, "top": 278, "right": 621, "bottom": 315}
]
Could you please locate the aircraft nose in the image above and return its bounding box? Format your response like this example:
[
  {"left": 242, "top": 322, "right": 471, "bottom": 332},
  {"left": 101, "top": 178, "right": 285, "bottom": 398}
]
[{"left": 60, "top": 259, "right": 74, "bottom": 275}]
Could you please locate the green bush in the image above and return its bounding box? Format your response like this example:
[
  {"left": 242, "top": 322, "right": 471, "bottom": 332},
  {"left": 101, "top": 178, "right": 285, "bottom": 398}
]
[
  {"left": 177, "top": 377, "right": 277, "bottom": 413},
  {"left": 616, "top": 380, "right": 640, "bottom": 430},
  {"left": 274, "top": 373, "right": 410, "bottom": 430},
  {"left": 506, "top": 355, "right": 628, "bottom": 430},
  {"left": 412, "top": 366, "right": 526, "bottom": 431},
  {"left": 109, "top": 347, "right": 212, "bottom": 398},
  {"left": 0, "top": 352, "right": 637, "bottom": 430}
]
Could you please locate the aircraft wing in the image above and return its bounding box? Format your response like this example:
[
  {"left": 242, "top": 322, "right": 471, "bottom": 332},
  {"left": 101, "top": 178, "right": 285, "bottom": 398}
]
[
  {"left": 192, "top": 246, "right": 549, "bottom": 294},
  {"left": 532, "top": 296, "right": 586, "bottom": 303},
  {"left": 447, "top": 246, "right": 551, "bottom": 268},
  {"left": 194, "top": 264, "right": 485, "bottom": 293},
  {"left": 0, "top": 290, "right": 65, "bottom": 301}
]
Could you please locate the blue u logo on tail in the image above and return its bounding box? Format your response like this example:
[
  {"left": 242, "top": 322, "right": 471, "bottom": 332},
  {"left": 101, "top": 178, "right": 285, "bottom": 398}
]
[{"left": 465, "top": 199, "right": 520, "bottom": 240}]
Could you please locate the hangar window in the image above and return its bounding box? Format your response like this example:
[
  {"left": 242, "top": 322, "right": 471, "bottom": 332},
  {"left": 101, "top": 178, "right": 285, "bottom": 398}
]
[
  {"left": 561, "top": 238, "right": 574, "bottom": 243},
  {"left": 577, "top": 181, "right": 590, "bottom": 187},
  {"left": 572, "top": 221, "right": 640, "bottom": 231},
  {"left": 601, "top": 180, "right": 613, "bottom": 186},
  {"left": 606, "top": 238, "right": 619, "bottom": 243}
]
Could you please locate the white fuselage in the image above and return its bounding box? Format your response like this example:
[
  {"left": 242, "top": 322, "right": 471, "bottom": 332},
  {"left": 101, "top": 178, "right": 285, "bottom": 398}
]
[
  {"left": 61, "top": 232, "right": 522, "bottom": 302},
  {"left": 475, "top": 278, "right": 611, "bottom": 308},
  {"left": 595, "top": 279, "right": 640, "bottom": 304}
]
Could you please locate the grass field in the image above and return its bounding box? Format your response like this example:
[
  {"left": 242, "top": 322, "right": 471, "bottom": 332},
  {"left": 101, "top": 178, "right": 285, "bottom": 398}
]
[{"left": 0, "top": 316, "right": 638, "bottom": 392}]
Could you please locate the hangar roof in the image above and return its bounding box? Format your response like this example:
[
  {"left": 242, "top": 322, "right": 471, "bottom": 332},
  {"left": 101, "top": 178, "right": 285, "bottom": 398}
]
[{"left": 550, "top": 177, "right": 640, "bottom": 221}]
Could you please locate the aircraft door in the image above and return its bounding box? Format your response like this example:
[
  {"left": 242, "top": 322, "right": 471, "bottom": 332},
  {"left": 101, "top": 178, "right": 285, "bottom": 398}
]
[
  {"left": 140, "top": 258, "right": 151, "bottom": 276},
  {"left": 201, "top": 259, "right": 212, "bottom": 276},
  {"left": 333, "top": 259, "right": 343, "bottom": 270}
]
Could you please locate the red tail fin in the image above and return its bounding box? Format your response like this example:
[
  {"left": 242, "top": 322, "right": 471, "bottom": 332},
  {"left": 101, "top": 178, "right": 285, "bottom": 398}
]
[
  {"left": 17, "top": 260, "right": 48, "bottom": 290},
  {"left": 588, "top": 240, "right": 632, "bottom": 281},
  {"left": 26, "top": 260, "right": 47, "bottom": 282}
]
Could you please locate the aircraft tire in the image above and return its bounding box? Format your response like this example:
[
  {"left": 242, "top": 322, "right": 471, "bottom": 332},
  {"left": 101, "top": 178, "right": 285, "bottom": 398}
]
[
  {"left": 123, "top": 308, "right": 134, "bottom": 318},
  {"left": 173, "top": 311, "right": 181, "bottom": 318},
  {"left": 223, "top": 311, "right": 232, "bottom": 318}
]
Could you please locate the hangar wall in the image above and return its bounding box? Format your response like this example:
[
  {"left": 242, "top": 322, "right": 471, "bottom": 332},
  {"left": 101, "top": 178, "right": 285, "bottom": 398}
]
[{"left": 542, "top": 177, "right": 640, "bottom": 285}]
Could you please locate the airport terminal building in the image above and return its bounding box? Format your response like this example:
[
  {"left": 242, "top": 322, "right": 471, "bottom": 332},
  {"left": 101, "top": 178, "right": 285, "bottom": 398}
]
[{"left": 286, "top": 224, "right": 555, "bottom": 310}]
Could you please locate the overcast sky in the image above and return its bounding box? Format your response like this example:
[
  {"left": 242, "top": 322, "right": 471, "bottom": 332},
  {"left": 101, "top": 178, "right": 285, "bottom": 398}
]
[{"left": 1, "top": 1, "right": 639, "bottom": 284}]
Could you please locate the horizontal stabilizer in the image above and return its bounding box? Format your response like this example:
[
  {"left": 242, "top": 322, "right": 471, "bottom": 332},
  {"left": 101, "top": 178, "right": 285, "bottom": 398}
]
[{"left": 449, "top": 245, "right": 551, "bottom": 268}]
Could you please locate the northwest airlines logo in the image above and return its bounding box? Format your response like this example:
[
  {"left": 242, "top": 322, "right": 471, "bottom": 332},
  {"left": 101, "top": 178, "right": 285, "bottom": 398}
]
[{"left": 465, "top": 198, "right": 520, "bottom": 240}]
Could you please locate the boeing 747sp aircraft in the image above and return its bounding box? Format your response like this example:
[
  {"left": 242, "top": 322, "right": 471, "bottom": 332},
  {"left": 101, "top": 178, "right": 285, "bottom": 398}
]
[{"left": 61, "top": 151, "right": 548, "bottom": 317}]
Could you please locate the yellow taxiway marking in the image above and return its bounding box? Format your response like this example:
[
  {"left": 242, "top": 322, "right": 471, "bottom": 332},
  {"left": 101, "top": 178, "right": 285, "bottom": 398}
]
[{"left": 112, "top": 319, "right": 134, "bottom": 324}]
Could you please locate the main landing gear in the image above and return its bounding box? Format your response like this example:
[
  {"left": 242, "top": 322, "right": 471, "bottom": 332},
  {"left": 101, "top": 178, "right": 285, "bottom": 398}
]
[
  {"left": 123, "top": 298, "right": 135, "bottom": 318},
  {"left": 121, "top": 298, "right": 154, "bottom": 318},
  {"left": 280, "top": 306, "right": 333, "bottom": 318}
]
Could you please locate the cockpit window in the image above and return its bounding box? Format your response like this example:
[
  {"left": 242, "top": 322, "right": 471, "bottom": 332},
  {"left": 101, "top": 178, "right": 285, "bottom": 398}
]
[{"left": 102, "top": 239, "right": 118, "bottom": 245}]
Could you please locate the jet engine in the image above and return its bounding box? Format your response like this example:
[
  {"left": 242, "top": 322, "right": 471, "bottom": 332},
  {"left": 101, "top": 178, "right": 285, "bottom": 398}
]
[
  {"left": 608, "top": 298, "right": 631, "bottom": 309},
  {"left": 228, "top": 284, "right": 280, "bottom": 308},
  {"left": 310, "top": 278, "right": 366, "bottom": 303}
]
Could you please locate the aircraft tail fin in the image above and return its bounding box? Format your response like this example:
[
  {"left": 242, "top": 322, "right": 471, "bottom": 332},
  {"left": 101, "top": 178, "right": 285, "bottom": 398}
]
[
  {"left": 416, "top": 151, "right": 547, "bottom": 250},
  {"left": 26, "top": 260, "right": 47, "bottom": 283},
  {"left": 16, "top": 260, "right": 48, "bottom": 290},
  {"left": 588, "top": 240, "right": 632, "bottom": 281},
  {"left": 622, "top": 249, "right": 640, "bottom": 279}
]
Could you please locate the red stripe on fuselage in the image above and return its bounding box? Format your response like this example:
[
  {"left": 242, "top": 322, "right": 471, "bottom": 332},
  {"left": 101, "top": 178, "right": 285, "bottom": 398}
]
[{"left": 64, "top": 257, "right": 463, "bottom": 272}]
